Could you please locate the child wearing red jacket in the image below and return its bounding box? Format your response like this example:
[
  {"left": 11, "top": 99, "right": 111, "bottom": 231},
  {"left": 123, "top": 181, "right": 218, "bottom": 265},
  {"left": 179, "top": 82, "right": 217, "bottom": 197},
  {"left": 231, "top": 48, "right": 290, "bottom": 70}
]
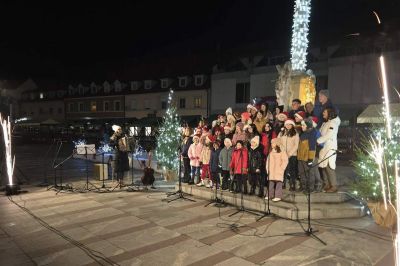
[{"left": 229, "top": 140, "right": 249, "bottom": 194}]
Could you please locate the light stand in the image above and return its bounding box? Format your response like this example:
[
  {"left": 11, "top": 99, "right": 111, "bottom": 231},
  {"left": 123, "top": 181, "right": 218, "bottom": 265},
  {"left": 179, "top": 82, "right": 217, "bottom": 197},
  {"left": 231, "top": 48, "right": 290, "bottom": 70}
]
[
  {"left": 163, "top": 147, "right": 195, "bottom": 203},
  {"left": 283, "top": 152, "right": 337, "bottom": 246},
  {"left": 229, "top": 150, "right": 260, "bottom": 218}
]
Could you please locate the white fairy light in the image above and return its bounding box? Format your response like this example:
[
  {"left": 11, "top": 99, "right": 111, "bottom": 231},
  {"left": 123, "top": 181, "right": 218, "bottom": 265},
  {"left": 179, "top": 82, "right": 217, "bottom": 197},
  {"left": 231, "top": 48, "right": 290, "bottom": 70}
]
[
  {"left": 0, "top": 114, "right": 15, "bottom": 185},
  {"left": 290, "top": 0, "right": 311, "bottom": 71}
]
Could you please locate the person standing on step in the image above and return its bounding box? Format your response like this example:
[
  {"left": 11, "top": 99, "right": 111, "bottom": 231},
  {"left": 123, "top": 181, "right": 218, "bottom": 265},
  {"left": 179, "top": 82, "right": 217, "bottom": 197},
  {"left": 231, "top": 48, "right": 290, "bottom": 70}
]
[
  {"left": 229, "top": 140, "right": 249, "bottom": 194},
  {"left": 266, "top": 138, "right": 288, "bottom": 202},
  {"left": 210, "top": 140, "right": 222, "bottom": 189},
  {"left": 278, "top": 119, "right": 299, "bottom": 191},
  {"left": 197, "top": 135, "right": 214, "bottom": 187},
  {"left": 180, "top": 126, "right": 193, "bottom": 183},
  {"left": 188, "top": 134, "right": 203, "bottom": 185},
  {"left": 219, "top": 138, "right": 233, "bottom": 190},
  {"left": 248, "top": 136, "right": 265, "bottom": 197},
  {"left": 317, "top": 108, "right": 341, "bottom": 193},
  {"left": 297, "top": 118, "right": 321, "bottom": 193}
]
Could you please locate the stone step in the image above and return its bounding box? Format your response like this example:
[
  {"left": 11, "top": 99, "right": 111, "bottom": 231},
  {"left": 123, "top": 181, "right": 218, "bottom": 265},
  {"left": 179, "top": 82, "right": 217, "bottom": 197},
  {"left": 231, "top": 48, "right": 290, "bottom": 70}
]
[
  {"left": 177, "top": 184, "right": 366, "bottom": 220},
  {"left": 281, "top": 190, "right": 352, "bottom": 203}
]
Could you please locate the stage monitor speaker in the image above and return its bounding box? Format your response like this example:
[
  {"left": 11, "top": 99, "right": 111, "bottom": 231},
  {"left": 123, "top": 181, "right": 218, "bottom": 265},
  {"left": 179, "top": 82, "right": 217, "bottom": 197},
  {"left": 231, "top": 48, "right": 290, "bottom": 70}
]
[{"left": 94, "top": 163, "right": 108, "bottom": 180}]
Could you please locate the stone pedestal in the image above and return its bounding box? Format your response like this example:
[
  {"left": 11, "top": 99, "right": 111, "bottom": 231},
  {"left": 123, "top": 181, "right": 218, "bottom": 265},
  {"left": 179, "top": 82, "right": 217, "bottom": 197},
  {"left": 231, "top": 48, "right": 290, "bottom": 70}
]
[{"left": 290, "top": 72, "right": 316, "bottom": 106}]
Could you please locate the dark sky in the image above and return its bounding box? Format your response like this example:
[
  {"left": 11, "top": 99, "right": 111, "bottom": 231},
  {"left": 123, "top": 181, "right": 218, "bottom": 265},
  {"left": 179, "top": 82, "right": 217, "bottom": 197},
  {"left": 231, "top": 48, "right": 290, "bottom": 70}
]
[{"left": 0, "top": 0, "right": 398, "bottom": 81}]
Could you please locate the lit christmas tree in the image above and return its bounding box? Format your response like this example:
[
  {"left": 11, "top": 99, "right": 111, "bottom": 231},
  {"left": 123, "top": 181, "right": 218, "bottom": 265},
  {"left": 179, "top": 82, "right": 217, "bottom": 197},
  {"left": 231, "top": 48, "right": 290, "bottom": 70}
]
[
  {"left": 156, "top": 89, "right": 181, "bottom": 171},
  {"left": 290, "top": 0, "right": 311, "bottom": 72},
  {"left": 352, "top": 120, "right": 400, "bottom": 203}
]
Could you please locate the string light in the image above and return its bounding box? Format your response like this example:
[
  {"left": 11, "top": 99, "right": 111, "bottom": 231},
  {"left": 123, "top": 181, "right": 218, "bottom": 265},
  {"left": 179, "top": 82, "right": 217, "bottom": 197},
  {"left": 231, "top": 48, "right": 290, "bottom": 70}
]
[
  {"left": 156, "top": 89, "right": 181, "bottom": 170},
  {"left": 290, "top": 0, "right": 311, "bottom": 72}
]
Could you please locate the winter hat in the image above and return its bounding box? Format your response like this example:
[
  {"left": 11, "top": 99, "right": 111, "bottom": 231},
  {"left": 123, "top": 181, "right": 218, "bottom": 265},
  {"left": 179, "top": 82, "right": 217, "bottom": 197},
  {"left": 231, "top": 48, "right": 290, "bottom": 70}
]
[
  {"left": 241, "top": 112, "right": 251, "bottom": 121},
  {"left": 319, "top": 90, "right": 329, "bottom": 98},
  {"left": 277, "top": 111, "right": 289, "bottom": 122},
  {"left": 206, "top": 135, "right": 216, "bottom": 143},
  {"left": 284, "top": 119, "right": 295, "bottom": 126},
  {"left": 236, "top": 122, "right": 245, "bottom": 130},
  {"left": 294, "top": 111, "right": 306, "bottom": 120},
  {"left": 250, "top": 135, "right": 260, "bottom": 147},
  {"left": 247, "top": 104, "right": 253, "bottom": 110},
  {"left": 311, "top": 116, "right": 318, "bottom": 128},
  {"left": 203, "top": 126, "right": 209, "bottom": 132},
  {"left": 112, "top": 125, "right": 121, "bottom": 132},
  {"left": 224, "top": 138, "right": 232, "bottom": 147},
  {"left": 226, "top": 107, "right": 233, "bottom": 116},
  {"left": 211, "top": 120, "right": 218, "bottom": 128}
]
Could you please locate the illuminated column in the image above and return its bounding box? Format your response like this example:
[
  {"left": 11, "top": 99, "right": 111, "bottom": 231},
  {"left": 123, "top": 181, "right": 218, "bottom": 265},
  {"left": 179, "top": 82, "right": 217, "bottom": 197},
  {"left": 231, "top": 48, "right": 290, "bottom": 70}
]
[{"left": 290, "top": 0, "right": 311, "bottom": 72}]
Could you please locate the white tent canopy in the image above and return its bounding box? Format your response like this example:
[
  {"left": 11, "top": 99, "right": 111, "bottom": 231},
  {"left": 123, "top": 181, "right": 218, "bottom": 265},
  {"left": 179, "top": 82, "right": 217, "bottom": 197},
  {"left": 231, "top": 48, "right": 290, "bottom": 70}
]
[{"left": 357, "top": 103, "right": 400, "bottom": 124}]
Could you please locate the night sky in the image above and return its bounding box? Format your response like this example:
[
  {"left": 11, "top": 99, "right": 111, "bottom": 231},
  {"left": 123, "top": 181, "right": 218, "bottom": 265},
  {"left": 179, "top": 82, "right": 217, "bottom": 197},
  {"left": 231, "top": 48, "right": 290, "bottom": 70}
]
[{"left": 0, "top": 0, "right": 398, "bottom": 81}]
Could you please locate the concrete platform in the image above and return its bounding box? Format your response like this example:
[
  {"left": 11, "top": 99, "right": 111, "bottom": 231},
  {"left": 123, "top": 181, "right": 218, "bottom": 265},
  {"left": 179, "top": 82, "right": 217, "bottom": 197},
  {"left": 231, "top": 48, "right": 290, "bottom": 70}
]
[{"left": 178, "top": 184, "right": 367, "bottom": 220}]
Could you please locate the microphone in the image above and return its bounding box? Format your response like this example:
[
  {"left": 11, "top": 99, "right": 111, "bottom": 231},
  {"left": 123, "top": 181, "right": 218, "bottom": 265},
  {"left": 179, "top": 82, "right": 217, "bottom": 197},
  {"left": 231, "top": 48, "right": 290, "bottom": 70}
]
[{"left": 331, "top": 149, "right": 343, "bottom": 154}]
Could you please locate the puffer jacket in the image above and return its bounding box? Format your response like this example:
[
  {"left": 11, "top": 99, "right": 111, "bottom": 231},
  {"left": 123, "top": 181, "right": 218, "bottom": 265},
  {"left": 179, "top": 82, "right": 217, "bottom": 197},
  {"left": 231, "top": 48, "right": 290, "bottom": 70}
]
[
  {"left": 230, "top": 148, "right": 248, "bottom": 174},
  {"left": 188, "top": 143, "right": 203, "bottom": 167},
  {"left": 278, "top": 131, "right": 299, "bottom": 157},
  {"left": 219, "top": 146, "right": 233, "bottom": 171},
  {"left": 210, "top": 148, "right": 222, "bottom": 172},
  {"left": 248, "top": 145, "right": 264, "bottom": 173},
  {"left": 266, "top": 150, "right": 289, "bottom": 182}
]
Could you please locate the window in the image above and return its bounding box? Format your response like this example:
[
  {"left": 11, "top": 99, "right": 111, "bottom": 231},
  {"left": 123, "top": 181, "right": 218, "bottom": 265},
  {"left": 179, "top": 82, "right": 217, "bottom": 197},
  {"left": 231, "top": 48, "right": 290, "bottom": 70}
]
[
  {"left": 195, "top": 76, "right": 203, "bottom": 86},
  {"left": 114, "top": 101, "right": 121, "bottom": 111},
  {"left": 161, "top": 101, "right": 167, "bottom": 110},
  {"left": 145, "top": 127, "right": 152, "bottom": 136},
  {"left": 91, "top": 101, "right": 97, "bottom": 112},
  {"left": 194, "top": 97, "right": 201, "bottom": 108},
  {"left": 49, "top": 107, "right": 53, "bottom": 114},
  {"left": 130, "top": 126, "right": 140, "bottom": 136},
  {"left": 79, "top": 102, "right": 84, "bottom": 112},
  {"left": 104, "top": 101, "right": 109, "bottom": 111},
  {"left": 179, "top": 98, "right": 186, "bottom": 109},
  {"left": 235, "top": 82, "right": 250, "bottom": 103},
  {"left": 145, "top": 81, "right": 152, "bottom": 90},
  {"left": 161, "top": 80, "right": 168, "bottom": 89},
  {"left": 58, "top": 108, "right": 63, "bottom": 114},
  {"left": 39, "top": 93, "right": 44, "bottom": 99},
  {"left": 179, "top": 77, "right": 187, "bottom": 87},
  {"left": 69, "top": 103, "right": 74, "bottom": 112}
]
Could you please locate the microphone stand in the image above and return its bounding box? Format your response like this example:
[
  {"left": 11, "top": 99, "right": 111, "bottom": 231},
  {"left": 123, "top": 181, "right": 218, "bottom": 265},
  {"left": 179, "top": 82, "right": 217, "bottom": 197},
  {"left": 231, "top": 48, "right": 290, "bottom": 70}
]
[
  {"left": 257, "top": 156, "right": 273, "bottom": 221},
  {"left": 164, "top": 146, "right": 195, "bottom": 203},
  {"left": 284, "top": 151, "right": 338, "bottom": 246}
]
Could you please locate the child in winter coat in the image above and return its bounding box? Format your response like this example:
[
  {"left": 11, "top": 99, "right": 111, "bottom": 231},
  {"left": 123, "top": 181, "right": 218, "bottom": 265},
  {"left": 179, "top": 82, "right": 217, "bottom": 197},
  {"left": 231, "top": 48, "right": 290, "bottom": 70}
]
[
  {"left": 210, "top": 140, "right": 222, "bottom": 189},
  {"left": 297, "top": 118, "right": 322, "bottom": 192},
  {"left": 248, "top": 136, "right": 265, "bottom": 197},
  {"left": 188, "top": 134, "right": 203, "bottom": 184},
  {"left": 197, "top": 135, "right": 214, "bottom": 187},
  {"left": 219, "top": 138, "right": 233, "bottom": 190},
  {"left": 266, "top": 138, "right": 289, "bottom": 201},
  {"left": 278, "top": 119, "right": 300, "bottom": 191},
  {"left": 261, "top": 123, "right": 275, "bottom": 158},
  {"left": 232, "top": 122, "right": 247, "bottom": 146},
  {"left": 229, "top": 140, "right": 249, "bottom": 194}
]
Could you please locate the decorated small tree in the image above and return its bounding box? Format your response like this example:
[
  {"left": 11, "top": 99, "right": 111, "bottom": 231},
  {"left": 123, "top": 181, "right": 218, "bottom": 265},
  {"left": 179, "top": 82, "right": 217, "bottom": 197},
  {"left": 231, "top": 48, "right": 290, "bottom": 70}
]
[{"left": 156, "top": 89, "right": 181, "bottom": 179}]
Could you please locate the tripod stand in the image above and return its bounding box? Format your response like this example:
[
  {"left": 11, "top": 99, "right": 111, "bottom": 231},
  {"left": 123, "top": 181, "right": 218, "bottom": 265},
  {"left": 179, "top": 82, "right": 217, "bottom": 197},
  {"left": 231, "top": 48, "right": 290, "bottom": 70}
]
[
  {"left": 284, "top": 152, "right": 337, "bottom": 245},
  {"left": 229, "top": 149, "right": 260, "bottom": 218},
  {"left": 204, "top": 173, "right": 227, "bottom": 207},
  {"left": 257, "top": 170, "right": 274, "bottom": 221},
  {"left": 164, "top": 148, "right": 195, "bottom": 203}
]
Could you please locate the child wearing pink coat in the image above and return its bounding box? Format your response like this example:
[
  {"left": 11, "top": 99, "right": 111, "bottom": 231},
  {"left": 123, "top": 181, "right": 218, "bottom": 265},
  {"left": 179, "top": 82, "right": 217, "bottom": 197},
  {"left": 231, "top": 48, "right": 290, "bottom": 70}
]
[
  {"left": 266, "top": 138, "right": 289, "bottom": 201},
  {"left": 188, "top": 134, "right": 203, "bottom": 184}
]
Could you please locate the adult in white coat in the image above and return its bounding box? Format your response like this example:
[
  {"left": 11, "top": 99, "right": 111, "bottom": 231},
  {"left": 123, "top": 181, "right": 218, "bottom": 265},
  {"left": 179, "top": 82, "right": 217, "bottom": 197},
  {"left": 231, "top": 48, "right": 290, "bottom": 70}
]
[{"left": 317, "top": 108, "right": 341, "bottom": 193}]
